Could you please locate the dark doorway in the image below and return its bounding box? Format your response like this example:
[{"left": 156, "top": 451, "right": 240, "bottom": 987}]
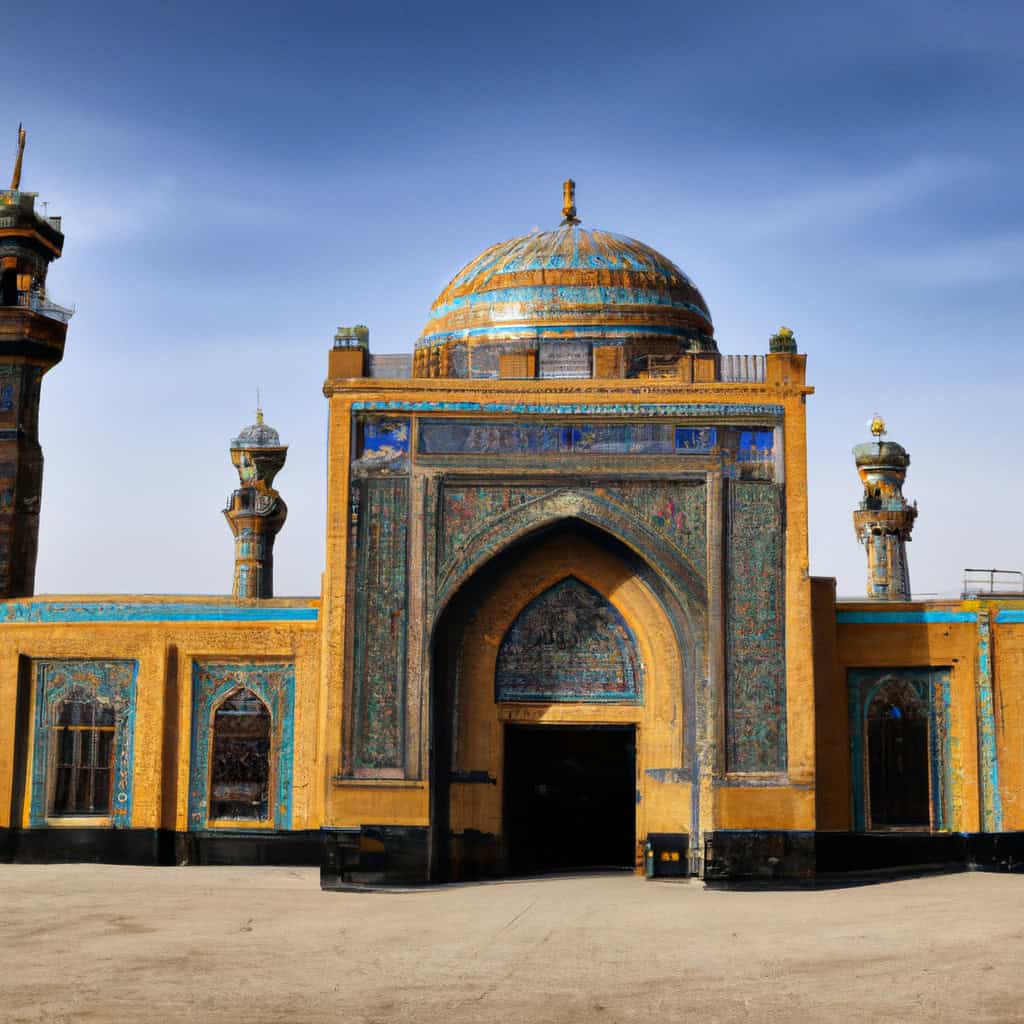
[
  {"left": 504, "top": 724, "right": 636, "bottom": 874},
  {"left": 868, "top": 701, "right": 930, "bottom": 828}
]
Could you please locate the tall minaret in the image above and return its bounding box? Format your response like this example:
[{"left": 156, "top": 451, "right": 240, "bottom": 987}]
[
  {"left": 852, "top": 415, "right": 917, "bottom": 600},
  {"left": 0, "top": 126, "right": 73, "bottom": 596},
  {"left": 224, "top": 406, "right": 288, "bottom": 598}
]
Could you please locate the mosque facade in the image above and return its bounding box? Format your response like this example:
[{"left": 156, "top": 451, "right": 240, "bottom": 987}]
[{"left": 0, "top": 156, "right": 1021, "bottom": 883}]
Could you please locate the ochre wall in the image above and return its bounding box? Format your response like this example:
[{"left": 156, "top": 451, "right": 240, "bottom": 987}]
[
  {"left": 826, "top": 603, "right": 980, "bottom": 832},
  {"left": 990, "top": 611, "right": 1024, "bottom": 830},
  {"left": 0, "top": 599, "right": 321, "bottom": 833},
  {"left": 320, "top": 362, "right": 818, "bottom": 837}
]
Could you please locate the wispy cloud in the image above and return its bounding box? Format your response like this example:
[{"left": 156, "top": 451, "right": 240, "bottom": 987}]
[
  {"left": 739, "top": 157, "right": 987, "bottom": 239},
  {"left": 877, "top": 233, "right": 1024, "bottom": 285}
]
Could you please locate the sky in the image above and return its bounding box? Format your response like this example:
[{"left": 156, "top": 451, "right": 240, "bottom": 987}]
[{"left": 6, "top": 0, "right": 1023, "bottom": 599}]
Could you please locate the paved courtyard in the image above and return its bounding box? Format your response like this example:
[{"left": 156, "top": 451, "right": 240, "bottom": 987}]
[{"left": 0, "top": 865, "right": 1021, "bottom": 1022}]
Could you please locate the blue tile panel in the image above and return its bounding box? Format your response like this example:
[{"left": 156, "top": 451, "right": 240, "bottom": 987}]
[
  {"left": 354, "top": 400, "right": 785, "bottom": 418},
  {"left": 188, "top": 661, "right": 295, "bottom": 831},
  {"left": 975, "top": 611, "right": 1002, "bottom": 831},
  {"left": 361, "top": 417, "right": 410, "bottom": 458},
  {"left": 995, "top": 610, "right": 1024, "bottom": 623},
  {"left": 351, "top": 477, "right": 408, "bottom": 774},
  {"left": 837, "top": 610, "right": 977, "bottom": 624},
  {"left": 496, "top": 577, "right": 641, "bottom": 702},
  {"left": 0, "top": 601, "right": 318, "bottom": 624},
  {"left": 30, "top": 660, "right": 139, "bottom": 828},
  {"left": 725, "top": 481, "right": 787, "bottom": 773},
  {"left": 416, "top": 420, "right": 723, "bottom": 456},
  {"left": 847, "top": 668, "right": 953, "bottom": 832}
]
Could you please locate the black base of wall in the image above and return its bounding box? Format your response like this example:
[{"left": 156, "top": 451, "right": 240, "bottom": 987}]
[
  {"left": 320, "top": 825, "right": 431, "bottom": 888},
  {"left": 817, "top": 831, "right": 1024, "bottom": 875},
  {"left": 0, "top": 827, "right": 323, "bottom": 867},
  {"left": 703, "top": 830, "right": 816, "bottom": 883},
  {"left": 176, "top": 830, "right": 324, "bottom": 867},
  {"left": 1, "top": 827, "right": 176, "bottom": 865},
  {"left": 4, "top": 827, "right": 1023, "bottom": 881}
]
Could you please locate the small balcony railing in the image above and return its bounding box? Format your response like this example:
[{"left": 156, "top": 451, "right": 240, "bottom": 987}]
[
  {"left": 961, "top": 569, "right": 1024, "bottom": 598},
  {"left": 2, "top": 293, "right": 75, "bottom": 323}
]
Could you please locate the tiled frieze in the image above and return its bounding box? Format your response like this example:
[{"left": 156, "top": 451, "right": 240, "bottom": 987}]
[
  {"left": 725, "top": 481, "right": 787, "bottom": 773},
  {"left": 188, "top": 661, "right": 295, "bottom": 830},
  {"left": 29, "top": 659, "right": 138, "bottom": 827},
  {"left": 495, "top": 577, "right": 641, "bottom": 702},
  {"left": 350, "top": 477, "right": 409, "bottom": 774}
]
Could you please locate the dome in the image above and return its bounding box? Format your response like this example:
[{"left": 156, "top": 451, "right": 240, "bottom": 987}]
[
  {"left": 232, "top": 410, "right": 283, "bottom": 449},
  {"left": 415, "top": 183, "right": 715, "bottom": 378}
]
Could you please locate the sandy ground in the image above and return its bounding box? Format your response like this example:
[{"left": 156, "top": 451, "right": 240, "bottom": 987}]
[{"left": 0, "top": 866, "right": 1022, "bottom": 1023}]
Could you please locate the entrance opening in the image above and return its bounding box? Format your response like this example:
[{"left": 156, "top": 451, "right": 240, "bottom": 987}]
[
  {"left": 504, "top": 724, "right": 635, "bottom": 874},
  {"left": 867, "top": 696, "right": 929, "bottom": 828}
]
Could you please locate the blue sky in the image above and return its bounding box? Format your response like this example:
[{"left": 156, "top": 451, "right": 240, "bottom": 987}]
[{"left": 8, "top": 0, "right": 1023, "bottom": 598}]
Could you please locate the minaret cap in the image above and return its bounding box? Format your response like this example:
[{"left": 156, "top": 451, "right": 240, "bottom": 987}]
[
  {"left": 561, "top": 179, "right": 580, "bottom": 225},
  {"left": 9, "top": 124, "right": 25, "bottom": 191}
]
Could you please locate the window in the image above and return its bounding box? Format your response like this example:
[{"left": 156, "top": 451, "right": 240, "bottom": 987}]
[
  {"left": 50, "top": 689, "right": 115, "bottom": 816},
  {"left": 209, "top": 689, "right": 271, "bottom": 821}
]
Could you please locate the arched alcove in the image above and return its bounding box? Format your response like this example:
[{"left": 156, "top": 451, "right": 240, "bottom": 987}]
[
  {"left": 429, "top": 518, "right": 694, "bottom": 881},
  {"left": 209, "top": 688, "right": 272, "bottom": 822}
]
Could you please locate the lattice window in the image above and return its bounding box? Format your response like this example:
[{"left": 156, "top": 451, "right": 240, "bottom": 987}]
[
  {"left": 209, "top": 689, "right": 271, "bottom": 821},
  {"left": 50, "top": 688, "right": 115, "bottom": 816}
]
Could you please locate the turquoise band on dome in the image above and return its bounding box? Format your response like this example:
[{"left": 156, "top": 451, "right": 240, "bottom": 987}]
[
  {"left": 418, "top": 322, "right": 709, "bottom": 347},
  {"left": 426, "top": 284, "right": 711, "bottom": 324}
]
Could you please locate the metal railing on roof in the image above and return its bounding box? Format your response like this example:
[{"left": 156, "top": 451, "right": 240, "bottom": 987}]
[
  {"left": 961, "top": 569, "right": 1024, "bottom": 598},
  {"left": 719, "top": 354, "right": 766, "bottom": 383}
]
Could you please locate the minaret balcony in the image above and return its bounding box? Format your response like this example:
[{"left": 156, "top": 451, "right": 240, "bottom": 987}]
[{"left": 16, "top": 292, "right": 74, "bottom": 323}]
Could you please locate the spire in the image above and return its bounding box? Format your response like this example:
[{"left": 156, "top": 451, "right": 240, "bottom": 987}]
[
  {"left": 9, "top": 124, "right": 25, "bottom": 191},
  {"left": 561, "top": 179, "right": 580, "bottom": 225},
  {"left": 256, "top": 386, "right": 263, "bottom": 426}
]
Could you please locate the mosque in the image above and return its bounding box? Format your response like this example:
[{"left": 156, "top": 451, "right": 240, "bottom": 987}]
[{"left": 0, "top": 134, "right": 1021, "bottom": 884}]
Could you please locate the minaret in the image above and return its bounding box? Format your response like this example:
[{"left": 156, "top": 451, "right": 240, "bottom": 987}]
[
  {"left": 852, "top": 415, "right": 917, "bottom": 600},
  {"left": 224, "top": 406, "right": 288, "bottom": 598},
  {"left": 0, "top": 126, "right": 73, "bottom": 596}
]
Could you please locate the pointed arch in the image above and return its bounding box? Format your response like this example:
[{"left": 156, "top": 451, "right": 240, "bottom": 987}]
[
  {"left": 208, "top": 686, "right": 272, "bottom": 822},
  {"left": 433, "top": 487, "right": 707, "bottom": 630},
  {"left": 495, "top": 576, "right": 641, "bottom": 703}
]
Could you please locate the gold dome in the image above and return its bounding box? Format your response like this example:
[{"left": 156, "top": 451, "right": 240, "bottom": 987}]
[{"left": 414, "top": 191, "right": 715, "bottom": 378}]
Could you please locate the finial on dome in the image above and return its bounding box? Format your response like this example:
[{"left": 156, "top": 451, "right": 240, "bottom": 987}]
[
  {"left": 561, "top": 179, "right": 580, "bottom": 225},
  {"left": 9, "top": 124, "right": 25, "bottom": 191},
  {"left": 256, "top": 386, "right": 263, "bottom": 426},
  {"left": 869, "top": 413, "right": 887, "bottom": 439}
]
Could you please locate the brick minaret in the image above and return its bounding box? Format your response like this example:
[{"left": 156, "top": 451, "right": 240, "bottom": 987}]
[
  {"left": 853, "top": 415, "right": 917, "bottom": 600},
  {"left": 224, "top": 407, "right": 288, "bottom": 598},
  {"left": 0, "top": 126, "right": 72, "bottom": 596}
]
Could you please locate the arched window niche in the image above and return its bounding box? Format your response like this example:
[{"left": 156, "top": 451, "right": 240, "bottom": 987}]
[
  {"left": 29, "top": 660, "right": 139, "bottom": 829},
  {"left": 208, "top": 688, "right": 272, "bottom": 822},
  {"left": 847, "top": 668, "right": 953, "bottom": 833},
  {"left": 187, "top": 661, "right": 296, "bottom": 831},
  {"left": 50, "top": 686, "right": 116, "bottom": 817}
]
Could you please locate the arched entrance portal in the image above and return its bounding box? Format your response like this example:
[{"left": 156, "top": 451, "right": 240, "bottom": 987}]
[{"left": 430, "top": 520, "right": 692, "bottom": 881}]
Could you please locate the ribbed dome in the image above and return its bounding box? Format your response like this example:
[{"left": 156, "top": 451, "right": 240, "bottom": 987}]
[
  {"left": 415, "top": 202, "right": 715, "bottom": 378},
  {"left": 232, "top": 413, "right": 283, "bottom": 449}
]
